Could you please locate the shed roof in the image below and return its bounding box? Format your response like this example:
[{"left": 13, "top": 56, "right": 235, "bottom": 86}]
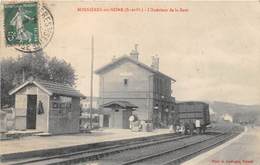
[
  {"left": 9, "top": 79, "right": 85, "bottom": 98},
  {"left": 102, "top": 101, "right": 138, "bottom": 109},
  {"left": 95, "top": 56, "right": 176, "bottom": 82}
]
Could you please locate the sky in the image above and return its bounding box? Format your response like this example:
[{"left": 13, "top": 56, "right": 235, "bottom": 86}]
[{"left": 1, "top": 1, "right": 260, "bottom": 105}]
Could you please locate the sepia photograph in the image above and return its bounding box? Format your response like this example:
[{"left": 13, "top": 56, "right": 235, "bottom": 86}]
[{"left": 0, "top": 0, "right": 260, "bottom": 164}]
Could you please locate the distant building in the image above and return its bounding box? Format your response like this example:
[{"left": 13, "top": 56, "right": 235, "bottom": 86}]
[
  {"left": 222, "top": 113, "right": 233, "bottom": 123},
  {"left": 80, "top": 97, "right": 101, "bottom": 129},
  {"left": 95, "top": 45, "right": 176, "bottom": 128},
  {"left": 9, "top": 78, "right": 85, "bottom": 134},
  {"left": 81, "top": 97, "right": 100, "bottom": 109},
  {"left": 209, "top": 107, "right": 219, "bottom": 122}
]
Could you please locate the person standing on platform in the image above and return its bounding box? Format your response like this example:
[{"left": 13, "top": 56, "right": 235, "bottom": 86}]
[
  {"left": 195, "top": 119, "right": 201, "bottom": 134},
  {"left": 129, "top": 115, "right": 135, "bottom": 130},
  {"left": 184, "top": 122, "right": 189, "bottom": 135},
  {"left": 189, "top": 121, "right": 194, "bottom": 135}
]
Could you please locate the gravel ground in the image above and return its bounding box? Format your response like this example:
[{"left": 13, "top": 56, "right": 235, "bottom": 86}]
[
  {"left": 85, "top": 135, "right": 214, "bottom": 165},
  {"left": 82, "top": 123, "right": 243, "bottom": 165}
]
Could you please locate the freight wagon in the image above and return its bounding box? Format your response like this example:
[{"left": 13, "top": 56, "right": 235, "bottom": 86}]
[{"left": 176, "top": 101, "right": 210, "bottom": 134}]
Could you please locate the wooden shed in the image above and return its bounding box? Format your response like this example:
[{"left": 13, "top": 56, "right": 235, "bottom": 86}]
[
  {"left": 102, "top": 101, "right": 137, "bottom": 129},
  {"left": 9, "top": 78, "right": 85, "bottom": 135}
]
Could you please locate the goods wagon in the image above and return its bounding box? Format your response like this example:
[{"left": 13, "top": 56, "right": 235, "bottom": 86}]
[{"left": 176, "top": 101, "right": 210, "bottom": 134}]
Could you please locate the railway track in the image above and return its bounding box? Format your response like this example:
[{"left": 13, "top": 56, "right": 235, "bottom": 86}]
[
  {"left": 18, "top": 133, "right": 235, "bottom": 165},
  {"left": 5, "top": 125, "right": 243, "bottom": 165},
  {"left": 120, "top": 133, "right": 235, "bottom": 165},
  {"left": 6, "top": 134, "right": 189, "bottom": 165}
]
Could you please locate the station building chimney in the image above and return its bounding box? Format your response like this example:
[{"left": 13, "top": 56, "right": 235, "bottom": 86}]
[
  {"left": 112, "top": 55, "right": 117, "bottom": 62},
  {"left": 151, "top": 55, "right": 159, "bottom": 71},
  {"left": 130, "top": 44, "right": 139, "bottom": 61}
]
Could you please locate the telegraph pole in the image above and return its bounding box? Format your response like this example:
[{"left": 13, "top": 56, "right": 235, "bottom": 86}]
[{"left": 89, "top": 35, "right": 94, "bottom": 129}]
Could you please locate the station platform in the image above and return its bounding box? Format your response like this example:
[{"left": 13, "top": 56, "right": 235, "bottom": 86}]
[
  {"left": 182, "top": 126, "right": 260, "bottom": 165},
  {"left": 1, "top": 130, "right": 43, "bottom": 140},
  {"left": 0, "top": 128, "right": 172, "bottom": 158}
]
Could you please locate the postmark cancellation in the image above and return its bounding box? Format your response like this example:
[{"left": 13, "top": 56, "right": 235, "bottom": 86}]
[{"left": 3, "top": 1, "right": 54, "bottom": 53}]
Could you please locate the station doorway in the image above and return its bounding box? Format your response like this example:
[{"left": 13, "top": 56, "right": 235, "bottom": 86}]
[
  {"left": 26, "top": 95, "right": 37, "bottom": 129},
  {"left": 103, "top": 115, "right": 109, "bottom": 127}
]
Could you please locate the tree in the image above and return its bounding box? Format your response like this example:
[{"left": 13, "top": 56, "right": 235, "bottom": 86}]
[
  {"left": 1, "top": 57, "right": 17, "bottom": 107},
  {"left": 48, "top": 57, "right": 76, "bottom": 85},
  {"left": 1, "top": 51, "right": 77, "bottom": 107}
]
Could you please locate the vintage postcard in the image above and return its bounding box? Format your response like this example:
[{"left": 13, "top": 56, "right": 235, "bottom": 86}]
[{"left": 0, "top": 0, "right": 259, "bottom": 165}]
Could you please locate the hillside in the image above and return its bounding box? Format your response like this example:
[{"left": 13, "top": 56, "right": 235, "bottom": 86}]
[
  {"left": 208, "top": 101, "right": 260, "bottom": 125},
  {"left": 209, "top": 101, "right": 260, "bottom": 115}
]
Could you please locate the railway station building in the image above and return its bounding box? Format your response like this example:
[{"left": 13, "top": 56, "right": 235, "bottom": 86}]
[
  {"left": 95, "top": 46, "right": 177, "bottom": 129},
  {"left": 9, "top": 77, "right": 85, "bottom": 135}
]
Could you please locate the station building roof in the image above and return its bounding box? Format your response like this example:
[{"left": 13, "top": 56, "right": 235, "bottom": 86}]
[{"left": 95, "top": 56, "right": 176, "bottom": 82}]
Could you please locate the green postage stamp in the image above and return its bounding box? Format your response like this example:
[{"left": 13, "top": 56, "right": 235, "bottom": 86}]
[
  {"left": 3, "top": 1, "right": 54, "bottom": 52},
  {"left": 4, "top": 2, "right": 39, "bottom": 45}
]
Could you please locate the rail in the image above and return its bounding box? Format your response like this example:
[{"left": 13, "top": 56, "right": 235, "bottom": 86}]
[
  {"left": 9, "top": 134, "right": 189, "bottom": 165},
  {"left": 120, "top": 133, "right": 230, "bottom": 165}
]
